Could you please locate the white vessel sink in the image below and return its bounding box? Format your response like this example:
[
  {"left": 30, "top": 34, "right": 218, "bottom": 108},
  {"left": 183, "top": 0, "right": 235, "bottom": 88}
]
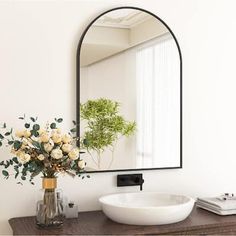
[{"left": 99, "top": 192, "right": 195, "bottom": 225}]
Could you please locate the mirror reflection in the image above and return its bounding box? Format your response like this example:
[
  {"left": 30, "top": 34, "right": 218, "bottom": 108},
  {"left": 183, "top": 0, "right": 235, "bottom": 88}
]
[{"left": 79, "top": 8, "right": 181, "bottom": 172}]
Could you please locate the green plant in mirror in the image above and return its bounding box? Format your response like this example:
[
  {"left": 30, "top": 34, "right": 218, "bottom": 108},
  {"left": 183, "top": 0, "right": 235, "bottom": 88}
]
[{"left": 80, "top": 98, "right": 136, "bottom": 169}]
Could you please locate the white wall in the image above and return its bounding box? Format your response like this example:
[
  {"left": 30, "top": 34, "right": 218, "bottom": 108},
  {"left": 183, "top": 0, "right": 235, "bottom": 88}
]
[
  {"left": 1, "top": 0, "right": 236, "bottom": 234},
  {"left": 130, "top": 16, "right": 168, "bottom": 45}
]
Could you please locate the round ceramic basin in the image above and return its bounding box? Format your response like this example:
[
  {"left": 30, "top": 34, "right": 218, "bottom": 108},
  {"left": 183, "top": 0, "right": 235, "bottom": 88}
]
[{"left": 99, "top": 192, "right": 195, "bottom": 225}]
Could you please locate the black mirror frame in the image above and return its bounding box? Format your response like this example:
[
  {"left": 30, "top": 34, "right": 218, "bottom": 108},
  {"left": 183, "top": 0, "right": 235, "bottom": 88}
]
[{"left": 76, "top": 6, "right": 182, "bottom": 173}]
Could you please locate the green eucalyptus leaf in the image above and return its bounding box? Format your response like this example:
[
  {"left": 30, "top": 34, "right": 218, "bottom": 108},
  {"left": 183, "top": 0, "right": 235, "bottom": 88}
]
[
  {"left": 33, "top": 124, "right": 40, "bottom": 131},
  {"left": 30, "top": 117, "right": 36, "bottom": 122},
  {"left": 50, "top": 123, "right": 57, "bottom": 129},
  {"left": 4, "top": 132, "right": 10, "bottom": 136},
  {"left": 57, "top": 118, "right": 63, "bottom": 123},
  {"left": 70, "top": 128, "right": 76, "bottom": 133},
  {"left": 0, "top": 134, "right": 4, "bottom": 139},
  {"left": 21, "top": 176, "right": 26, "bottom": 180},
  {"left": 8, "top": 141, "right": 14, "bottom": 145},
  {"left": 14, "top": 140, "right": 22, "bottom": 150},
  {"left": 30, "top": 130, "right": 39, "bottom": 137},
  {"left": 2, "top": 170, "right": 9, "bottom": 176},
  {"left": 0, "top": 141, "right": 2, "bottom": 147},
  {"left": 19, "top": 115, "right": 25, "bottom": 120},
  {"left": 25, "top": 123, "right": 30, "bottom": 128},
  {"left": 12, "top": 157, "right": 18, "bottom": 164},
  {"left": 32, "top": 141, "right": 40, "bottom": 149},
  {"left": 15, "top": 172, "right": 19, "bottom": 179},
  {"left": 4, "top": 161, "right": 10, "bottom": 168}
]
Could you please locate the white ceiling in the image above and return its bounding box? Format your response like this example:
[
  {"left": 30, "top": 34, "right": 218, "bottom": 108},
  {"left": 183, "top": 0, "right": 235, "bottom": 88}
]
[
  {"left": 94, "top": 9, "right": 152, "bottom": 29},
  {"left": 81, "top": 9, "right": 169, "bottom": 66}
]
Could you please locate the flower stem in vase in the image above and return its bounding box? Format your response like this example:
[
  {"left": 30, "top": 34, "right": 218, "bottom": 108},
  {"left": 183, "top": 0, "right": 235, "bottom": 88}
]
[
  {"left": 36, "top": 178, "right": 63, "bottom": 227},
  {"left": 43, "top": 188, "right": 57, "bottom": 226}
]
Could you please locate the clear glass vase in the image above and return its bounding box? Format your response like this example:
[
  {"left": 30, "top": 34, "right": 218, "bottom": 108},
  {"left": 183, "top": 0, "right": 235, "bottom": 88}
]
[{"left": 36, "top": 178, "right": 64, "bottom": 227}]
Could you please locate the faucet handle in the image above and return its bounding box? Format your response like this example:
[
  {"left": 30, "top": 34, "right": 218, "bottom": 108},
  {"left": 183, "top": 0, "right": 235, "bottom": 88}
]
[{"left": 117, "top": 174, "right": 144, "bottom": 191}]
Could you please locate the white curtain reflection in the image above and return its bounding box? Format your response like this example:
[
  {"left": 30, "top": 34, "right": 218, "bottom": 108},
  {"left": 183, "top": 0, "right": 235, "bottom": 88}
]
[{"left": 136, "top": 34, "right": 180, "bottom": 168}]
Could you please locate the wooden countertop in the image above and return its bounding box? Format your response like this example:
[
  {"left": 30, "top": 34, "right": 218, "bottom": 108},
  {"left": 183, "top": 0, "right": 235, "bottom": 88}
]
[{"left": 9, "top": 206, "right": 236, "bottom": 235}]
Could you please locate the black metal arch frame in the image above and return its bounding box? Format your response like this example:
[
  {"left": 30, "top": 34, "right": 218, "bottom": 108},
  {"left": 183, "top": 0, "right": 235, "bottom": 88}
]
[{"left": 76, "top": 6, "right": 182, "bottom": 173}]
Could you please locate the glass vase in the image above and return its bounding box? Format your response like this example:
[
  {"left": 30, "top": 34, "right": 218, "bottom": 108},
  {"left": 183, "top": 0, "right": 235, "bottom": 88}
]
[{"left": 36, "top": 178, "right": 64, "bottom": 227}]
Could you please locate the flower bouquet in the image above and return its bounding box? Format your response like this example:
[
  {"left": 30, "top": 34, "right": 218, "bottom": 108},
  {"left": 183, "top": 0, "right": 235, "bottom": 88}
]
[{"left": 0, "top": 115, "right": 85, "bottom": 227}]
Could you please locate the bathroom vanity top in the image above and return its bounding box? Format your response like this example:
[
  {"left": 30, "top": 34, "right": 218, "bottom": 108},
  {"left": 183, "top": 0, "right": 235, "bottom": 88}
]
[{"left": 9, "top": 206, "right": 236, "bottom": 235}]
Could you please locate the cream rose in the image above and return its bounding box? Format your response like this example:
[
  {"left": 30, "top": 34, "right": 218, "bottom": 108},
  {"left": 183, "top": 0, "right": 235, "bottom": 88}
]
[
  {"left": 78, "top": 159, "right": 85, "bottom": 169},
  {"left": 40, "top": 132, "right": 50, "bottom": 143},
  {"left": 15, "top": 130, "right": 24, "bottom": 138},
  {"left": 37, "top": 154, "right": 45, "bottom": 161},
  {"left": 18, "top": 152, "right": 31, "bottom": 164},
  {"left": 38, "top": 129, "right": 46, "bottom": 135},
  {"left": 15, "top": 150, "right": 23, "bottom": 157},
  {"left": 52, "top": 133, "right": 62, "bottom": 144},
  {"left": 44, "top": 140, "right": 54, "bottom": 153},
  {"left": 51, "top": 148, "right": 63, "bottom": 159},
  {"left": 62, "top": 144, "right": 73, "bottom": 153},
  {"left": 62, "top": 134, "right": 72, "bottom": 144},
  {"left": 51, "top": 128, "right": 61, "bottom": 135},
  {"left": 68, "top": 148, "right": 79, "bottom": 160},
  {"left": 23, "top": 130, "right": 31, "bottom": 138}
]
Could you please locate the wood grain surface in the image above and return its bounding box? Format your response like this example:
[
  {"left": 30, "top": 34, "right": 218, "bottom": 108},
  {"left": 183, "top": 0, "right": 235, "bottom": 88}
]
[{"left": 9, "top": 206, "right": 236, "bottom": 235}]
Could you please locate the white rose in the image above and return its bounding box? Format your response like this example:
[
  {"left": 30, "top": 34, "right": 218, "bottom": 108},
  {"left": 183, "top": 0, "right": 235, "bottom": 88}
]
[
  {"left": 37, "top": 154, "right": 45, "bottom": 161},
  {"left": 78, "top": 159, "right": 85, "bottom": 169},
  {"left": 62, "top": 144, "right": 73, "bottom": 153},
  {"left": 22, "top": 138, "right": 29, "bottom": 145},
  {"left": 52, "top": 133, "right": 62, "bottom": 144},
  {"left": 18, "top": 152, "right": 31, "bottom": 164},
  {"left": 22, "top": 138, "right": 33, "bottom": 148},
  {"left": 15, "top": 130, "right": 24, "bottom": 138},
  {"left": 20, "top": 144, "right": 26, "bottom": 150},
  {"left": 51, "top": 148, "right": 63, "bottom": 159},
  {"left": 23, "top": 130, "right": 31, "bottom": 138},
  {"left": 40, "top": 132, "right": 50, "bottom": 143},
  {"left": 68, "top": 148, "right": 79, "bottom": 160},
  {"left": 31, "top": 136, "right": 39, "bottom": 142},
  {"left": 44, "top": 140, "right": 54, "bottom": 153},
  {"left": 62, "top": 134, "right": 72, "bottom": 144},
  {"left": 51, "top": 128, "right": 61, "bottom": 135}
]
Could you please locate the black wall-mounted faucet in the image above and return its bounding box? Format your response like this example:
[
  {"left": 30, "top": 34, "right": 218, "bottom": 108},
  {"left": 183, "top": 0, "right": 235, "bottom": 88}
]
[{"left": 117, "top": 174, "right": 144, "bottom": 191}]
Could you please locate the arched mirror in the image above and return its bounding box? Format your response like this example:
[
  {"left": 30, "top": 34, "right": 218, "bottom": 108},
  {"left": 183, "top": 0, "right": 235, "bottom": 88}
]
[{"left": 77, "top": 7, "right": 182, "bottom": 173}]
